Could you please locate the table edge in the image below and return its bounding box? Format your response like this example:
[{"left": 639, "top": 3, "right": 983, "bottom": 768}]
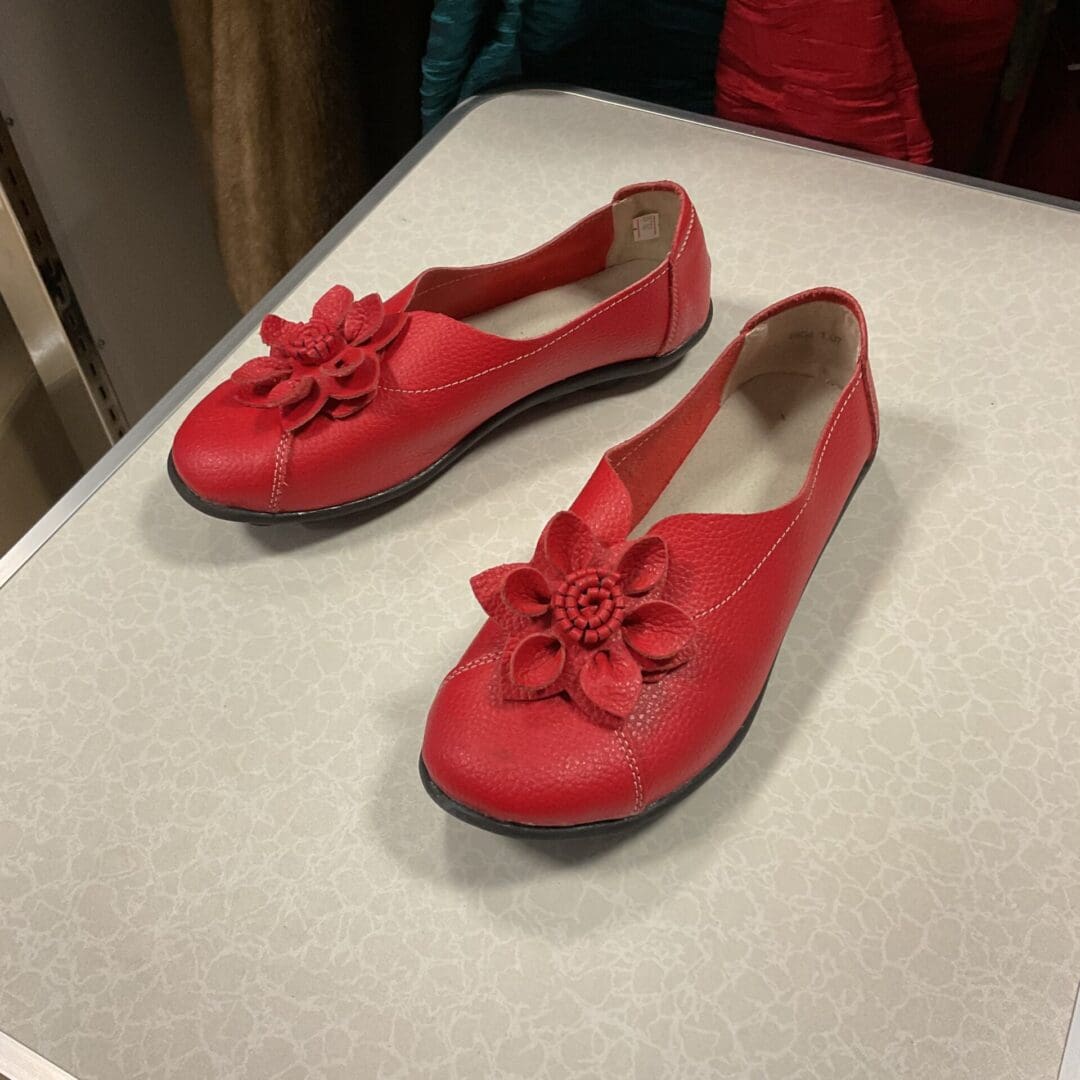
[
  {"left": 543, "top": 85, "right": 1080, "bottom": 215},
  {"left": 1060, "top": 979, "right": 1080, "bottom": 1080},
  {"left": 0, "top": 1030, "right": 78, "bottom": 1080}
]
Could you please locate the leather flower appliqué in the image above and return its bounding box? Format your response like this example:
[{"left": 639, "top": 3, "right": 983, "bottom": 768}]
[
  {"left": 229, "top": 285, "right": 408, "bottom": 431},
  {"left": 471, "top": 510, "right": 693, "bottom": 721}
]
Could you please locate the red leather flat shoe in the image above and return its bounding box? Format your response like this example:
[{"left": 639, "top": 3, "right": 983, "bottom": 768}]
[
  {"left": 420, "top": 287, "right": 879, "bottom": 836},
  {"left": 168, "top": 181, "right": 712, "bottom": 522}
]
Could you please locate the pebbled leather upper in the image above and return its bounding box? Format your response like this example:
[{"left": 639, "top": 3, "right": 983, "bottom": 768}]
[
  {"left": 170, "top": 181, "right": 711, "bottom": 513},
  {"left": 421, "top": 287, "right": 880, "bottom": 828}
]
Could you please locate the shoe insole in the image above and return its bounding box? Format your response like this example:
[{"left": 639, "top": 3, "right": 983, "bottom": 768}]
[
  {"left": 639, "top": 372, "right": 844, "bottom": 528},
  {"left": 463, "top": 258, "right": 659, "bottom": 340}
]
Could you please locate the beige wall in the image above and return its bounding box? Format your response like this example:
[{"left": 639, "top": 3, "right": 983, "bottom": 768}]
[
  {"left": 0, "top": 297, "right": 80, "bottom": 556},
  {"left": 0, "top": 1, "right": 238, "bottom": 423},
  {"left": 0, "top": 2, "right": 243, "bottom": 555}
]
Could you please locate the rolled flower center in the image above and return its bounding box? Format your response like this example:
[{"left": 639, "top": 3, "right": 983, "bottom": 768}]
[
  {"left": 552, "top": 567, "right": 627, "bottom": 646},
  {"left": 290, "top": 321, "right": 338, "bottom": 363}
]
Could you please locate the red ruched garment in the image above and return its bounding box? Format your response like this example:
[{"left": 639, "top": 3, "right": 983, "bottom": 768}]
[{"left": 715, "top": 0, "right": 1019, "bottom": 167}]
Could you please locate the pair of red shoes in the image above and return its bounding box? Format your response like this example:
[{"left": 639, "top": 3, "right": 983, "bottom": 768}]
[{"left": 171, "top": 181, "right": 879, "bottom": 836}]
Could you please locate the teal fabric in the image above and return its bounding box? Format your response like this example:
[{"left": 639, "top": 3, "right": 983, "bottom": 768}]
[{"left": 420, "top": 0, "right": 726, "bottom": 131}]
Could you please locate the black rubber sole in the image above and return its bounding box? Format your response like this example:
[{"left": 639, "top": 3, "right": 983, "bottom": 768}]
[
  {"left": 419, "top": 452, "right": 875, "bottom": 839},
  {"left": 168, "top": 304, "right": 714, "bottom": 525},
  {"left": 419, "top": 676, "right": 771, "bottom": 840}
]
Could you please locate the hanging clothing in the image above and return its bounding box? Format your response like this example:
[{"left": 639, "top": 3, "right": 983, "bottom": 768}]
[
  {"left": 998, "top": 1, "right": 1080, "bottom": 200},
  {"left": 893, "top": 0, "right": 1020, "bottom": 172},
  {"left": 420, "top": 0, "right": 727, "bottom": 132},
  {"left": 714, "top": 0, "right": 933, "bottom": 163},
  {"left": 714, "top": 0, "right": 1021, "bottom": 167},
  {"left": 171, "top": 0, "right": 1058, "bottom": 313},
  {"left": 421, "top": 1, "right": 595, "bottom": 131},
  {"left": 172, "top": 0, "right": 432, "bottom": 310}
]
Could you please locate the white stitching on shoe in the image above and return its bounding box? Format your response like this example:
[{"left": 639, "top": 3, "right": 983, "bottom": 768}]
[
  {"left": 611, "top": 422, "right": 663, "bottom": 470},
  {"left": 693, "top": 373, "right": 864, "bottom": 621},
  {"left": 413, "top": 201, "right": 692, "bottom": 300},
  {"left": 614, "top": 727, "right": 644, "bottom": 811},
  {"left": 412, "top": 266, "right": 505, "bottom": 300},
  {"left": 663, "top": 206, "right": 697, "bottom": 352},
  {"left": 441, "top": 652, "right": 498, "bottom": 684},
  {"left": 380, "top": 269, "right": 667, "bottom": 394},
  {"left": 672, "top": 206, "right": 696, "bottom": 264},
  {"left": 667, "top": 268, "right": 680, "bottom": 354},
  {"left": 268, "top": 431, "right": 291, "bottom": 512},
  {"left": 411, "top": 219, "right": 605, "bottom": 300},
  {"left": 661, "top": 206, "right": 701, "bottom": 354}
]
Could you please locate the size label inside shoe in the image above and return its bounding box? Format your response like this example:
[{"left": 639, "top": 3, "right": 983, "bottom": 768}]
[{"left": 632, "top": 212, "right": 660, "bottom": 242}]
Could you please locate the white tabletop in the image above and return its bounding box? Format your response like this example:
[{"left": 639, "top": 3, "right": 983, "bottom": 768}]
[{"left": 2, "top": 89, "right": 1078, "bottom": 1080}]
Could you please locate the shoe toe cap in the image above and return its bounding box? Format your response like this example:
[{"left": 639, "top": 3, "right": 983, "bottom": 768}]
[
  {"left": 171, "top": 384, "right": 284, "bottom": 512},
  {"left": 421, "top": 657, "right": 639, "bottom": 829}
]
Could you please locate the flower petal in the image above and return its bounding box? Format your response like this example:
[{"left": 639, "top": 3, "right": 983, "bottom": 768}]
[
  {"left": 325, "top": 351, "right": 379, "bottom": 400},
  {"left": 622, "top": 600, "right": 694, "bottom": 660},
  {"left": 231, "top": 357, "right": 293, "bottom": 406},
  {"left": 280, "top": 383, "right": 328, "bottom": 432},
  {"left": 578, "top": 640, "right": 642, "bottom": 718},
  {"left": 312, "top": 284, "right": 354, "bottom": 325},
  {"left": 367, "top": 311, "right": 409, "bottom": 351},
  {"left": 236, "top": 386, "right": 283, "bottom": 408},
  {"left": 502, "top": 565, "right": 552, "bottom": 617},
  {"left": 328, "top": 399, "right": 369, "bottom": 420},
  {"left": 260, "top": 314, "right": 298, "bottom": 347},
  {"left": 509, "top": 632, "right": 565, "bottom": 690},
  {"left": 626, "top": 643, "right": 689, "bottom": 683},
  {"left": 319, "top": 351, "right": 361, "bottom": 379},
  {"left": 471, "top": 563, "right": 529, "bottom": 617},
  {"left": 266, "top": 375, "right": 314, "bottom": 407},
  {"left": 542, "top": 510, "right": 598, "bottom": 576},
  {"left": 231, "top": 355, "right": 292, "bottom": 389},
  {"left": 617, "top": 535, "right": 668, "bottom": 595},
  {"left": 500, "top": 636, "right": 563, "bottom": 701},
  {"left": 343, "top": 293, "right": 385, "bottom": 344}
]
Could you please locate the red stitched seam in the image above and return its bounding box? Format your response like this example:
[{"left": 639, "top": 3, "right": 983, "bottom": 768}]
[
  {"left": 381, "top": 268, "right": 667, "bottom": 395},
  {"left": 614, "top": 728, "right": 644, "bottom": 811},
  {"left": 414, "top": 202, "right": 693, "bottom": 300},
  {"left": 662, "top": 205, "right": 699, "bottom": 353},
  {"left": 862, "top": 358, "right": 880, "bottom": 446},
  {"left": 413, "top": 261, "right": 527, "bottom": 301},
  {"left": 671, "top": 206, "right": 696, "bottom": 264},
  {"left": 268, "top": 431, "right": 291, "bottom": 512},
  {"left": 442, "top": 652, "right": 498, "bottom": 684},
  {"left": 666, "top": 265, "right": 681, "bottom": 355},
  {"left": 611, "top": 421, "right": 664, "bottom": 471},
  {"left": 693, "top": 372, "right": 864, "bottom": 621}
]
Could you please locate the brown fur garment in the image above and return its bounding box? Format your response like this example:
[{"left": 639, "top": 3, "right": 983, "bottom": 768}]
[{"left": 171, "top": 0, "right": 369, "bottom": 311}]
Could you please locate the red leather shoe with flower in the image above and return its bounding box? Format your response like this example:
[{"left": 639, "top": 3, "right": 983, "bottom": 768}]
[
  {"left": 420, "top": 287, "right": 880, "bottom": 835},
  {"left": 168, "top": 181, "right": 712, "bottom": 522}
]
